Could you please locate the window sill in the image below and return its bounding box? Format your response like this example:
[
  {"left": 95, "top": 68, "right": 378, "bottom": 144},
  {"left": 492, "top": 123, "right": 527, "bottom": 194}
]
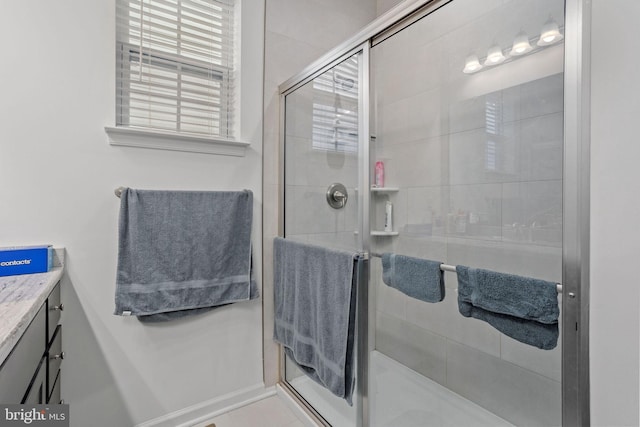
[{"left": 105, "top": 126, "right": 250, "bottom": 157}]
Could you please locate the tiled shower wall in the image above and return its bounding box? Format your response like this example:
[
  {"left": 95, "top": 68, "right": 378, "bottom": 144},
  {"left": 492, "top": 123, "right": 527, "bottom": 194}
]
[
  {"left": 282, "top": 63, "right": 360, "bottom": 251},
  {"left": 371, "top": 1, "right": 565, "bottom": 425}
]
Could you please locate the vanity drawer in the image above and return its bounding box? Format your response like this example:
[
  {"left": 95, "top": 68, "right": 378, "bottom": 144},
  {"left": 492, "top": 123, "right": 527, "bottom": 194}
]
[
  {"left": 22, "top": 356, "right": 46, "bottom": 404},
  {"left": 48, "top": 369, "right": 61, "bottom": 404},
  {"left": 47, "top": 325, "right": 63, "bottom": 397},
  {"left": 0, "top": 306, "right": 46, "bottom": 403},
  {"left": 47, "top": 282, "right": 63, "bottom": 341}
]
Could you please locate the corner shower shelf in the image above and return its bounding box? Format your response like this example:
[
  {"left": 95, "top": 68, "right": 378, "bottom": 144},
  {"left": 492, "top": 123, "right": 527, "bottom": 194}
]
[
  {"left": 352, "top": 187, "right": 399, "bottom": 236},
  {"left": 354, "top": 187, "right": 400, "bottom": 193},
  {"left": 353, "top": 230, "right": 399, "bottom": 236},
  {"left": 370, "top": 231, "right": 399, "bottom": 236},
  {"left": 371, "top": 187, "right": 399, "bottom": 193}
]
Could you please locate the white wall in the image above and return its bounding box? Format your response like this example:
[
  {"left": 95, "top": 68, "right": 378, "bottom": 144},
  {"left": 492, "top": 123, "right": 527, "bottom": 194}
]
[
  {"left": 590, "top": 1, "right": 640, "bottom": 426},
  {"left": 376, "top": 0, "right": 402, "bottom": 16},
  {"left": 0, "top": 1, "right": 265, "bottom": 426}
]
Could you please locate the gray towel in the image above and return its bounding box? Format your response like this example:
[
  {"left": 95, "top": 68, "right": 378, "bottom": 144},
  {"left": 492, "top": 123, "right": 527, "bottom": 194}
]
[
  {"left": 381, "top": 253, "right": 444, "bottom": 303},
  {"left": 137, "top": 275, "right": 259, "bottom": 322},
  {"left": 115, "top": 188, "right": 258, "bottom": 320},
  {"left": 456, "top": 266, "right": 559, "bottom": 350},
  {"left": 273, "top": 237, "right": 359, "bottom": 405},
  {"left": 459, "top": 303, "right": 558, "bottom": 350}
]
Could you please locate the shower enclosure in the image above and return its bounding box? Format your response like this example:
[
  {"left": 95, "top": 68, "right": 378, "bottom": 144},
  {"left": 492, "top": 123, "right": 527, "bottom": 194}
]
[{"left": 278, "top": 0, "right": 589, "bottom": 425}]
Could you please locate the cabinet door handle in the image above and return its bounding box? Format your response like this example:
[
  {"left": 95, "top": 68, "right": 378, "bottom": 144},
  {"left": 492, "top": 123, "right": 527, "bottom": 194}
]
[
  {"left": 52, "top": 303, "right": 64, "bottom": 311},
  {"left": 50, "top": 351, "right": 65, "bottom": 361}
]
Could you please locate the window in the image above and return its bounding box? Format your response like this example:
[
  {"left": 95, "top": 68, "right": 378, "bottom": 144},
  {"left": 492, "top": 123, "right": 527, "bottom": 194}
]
[
  {"left": 485, "top": 98, "right": 501, "bottom": 172},
  {"left": 116, "top": 0, "right": 235, "bottom": 138},
  {"left": 484, "top": 93, "right": 515, "bottom": 175},
  {"left": 311, "top": 56, "right": 358, "bottom": 153}
]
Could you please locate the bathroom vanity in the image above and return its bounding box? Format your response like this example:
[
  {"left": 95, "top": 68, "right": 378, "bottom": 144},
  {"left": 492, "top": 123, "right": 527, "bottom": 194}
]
[{"left": 0, "top": 249, "right": 65, "bottom": 404}]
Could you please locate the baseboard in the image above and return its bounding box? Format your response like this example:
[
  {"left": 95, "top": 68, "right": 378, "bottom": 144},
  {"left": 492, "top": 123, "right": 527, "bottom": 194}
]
[{"left": 135, "top": 383, "right": 275, "bottom": 427}]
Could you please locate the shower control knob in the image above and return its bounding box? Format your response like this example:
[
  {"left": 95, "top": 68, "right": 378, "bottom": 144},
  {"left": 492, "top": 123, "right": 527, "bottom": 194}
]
[{"left": 326, "top": 183, "right": 348, "bottom": 209}]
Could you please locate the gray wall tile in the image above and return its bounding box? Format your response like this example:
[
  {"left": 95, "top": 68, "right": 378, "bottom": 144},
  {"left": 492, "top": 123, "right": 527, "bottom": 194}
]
[{"left": 446, "top": 340, "right": 561, "bottom": 426}]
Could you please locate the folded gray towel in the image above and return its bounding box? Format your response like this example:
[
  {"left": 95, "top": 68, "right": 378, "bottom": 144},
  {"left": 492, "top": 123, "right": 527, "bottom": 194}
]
[
  {"left": 456, "top": 265, "right": 559, "bottom": 349},
  {"left": 115, "top": 189, "right": 258, "bottom": 320},
  {"left": 273, "top": 237, "right": 360, "bottom": 405},
  {"left": 457, "top": 266, "right": 559, "bottom": 323},
  {"left": 381, "top": 253, "right": 444, "bottom": 303},
  {"left": 137, "top": 278, "right": 259, "bottom": 322},
  {"left": 458, "top": 302, "right": 558, "bottom": 350}
]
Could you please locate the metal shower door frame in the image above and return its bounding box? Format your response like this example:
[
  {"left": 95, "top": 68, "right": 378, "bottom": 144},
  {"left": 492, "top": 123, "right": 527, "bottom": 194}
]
[
  {"left": 278, "top": 43, "right": 371, "bottom": 427},
  {"left": 276, "top": 0, "right": 591, "bottom": 425}
]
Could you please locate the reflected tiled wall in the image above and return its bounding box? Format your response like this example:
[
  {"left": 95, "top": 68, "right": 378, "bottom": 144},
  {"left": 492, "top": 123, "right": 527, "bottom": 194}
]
[
  {"left": 283, "top": 71, "right": 360, "bottom": 251},
  {"left": 372, "top": 0, "right": 565, "bottom": 425}
]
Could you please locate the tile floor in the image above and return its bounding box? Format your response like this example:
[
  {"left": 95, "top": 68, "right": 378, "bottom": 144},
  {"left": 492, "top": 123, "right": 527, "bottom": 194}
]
[
  {"left": 196, "top": 350, "right": 514, "bottom": 427},
  {"left": 193, "top": 395, "right": 308, "bottom": 427}
]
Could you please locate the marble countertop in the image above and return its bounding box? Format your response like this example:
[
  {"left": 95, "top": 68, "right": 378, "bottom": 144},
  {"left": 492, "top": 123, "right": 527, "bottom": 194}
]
[{"left": 0, "top": 248, "right": 65, "bottom": 367}]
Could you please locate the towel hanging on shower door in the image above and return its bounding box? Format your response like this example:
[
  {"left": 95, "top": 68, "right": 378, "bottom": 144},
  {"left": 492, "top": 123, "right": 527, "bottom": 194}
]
[{"left": 273, "top": 237, "right": 361, "bottom": 405}]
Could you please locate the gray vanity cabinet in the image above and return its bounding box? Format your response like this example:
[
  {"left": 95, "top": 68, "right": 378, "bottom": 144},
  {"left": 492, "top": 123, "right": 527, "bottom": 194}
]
[
  {"left": 0, "top": 306, "right": 46, "bottom": 403},
  {"left": 46, "top": 283, "right": 64, "bottom": 404},
  {"left": 0, "top": 282, "right": 64, "bottom": 404}
]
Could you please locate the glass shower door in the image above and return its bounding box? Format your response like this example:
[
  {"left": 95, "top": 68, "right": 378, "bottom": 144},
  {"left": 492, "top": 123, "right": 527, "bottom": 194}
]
[
  {"left": 370, "top": 1, "right": 565, "bottom": 426},
  {"left": 281, "top": 52, "right": 364, "bottom": 426}
]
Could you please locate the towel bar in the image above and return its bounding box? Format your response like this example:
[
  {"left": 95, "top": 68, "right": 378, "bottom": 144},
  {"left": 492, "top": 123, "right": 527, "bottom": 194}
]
[
  {"left": 368, "top": 252, "right": 563, "bottom": 294},
  {"left": 114, "top": 186, "right": 126, "bottom": 198}
]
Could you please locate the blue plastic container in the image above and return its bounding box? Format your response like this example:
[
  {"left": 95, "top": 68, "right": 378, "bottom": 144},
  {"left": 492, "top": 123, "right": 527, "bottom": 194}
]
[{"left": 0, "top": 245, "right": 53, "bottom": 277}]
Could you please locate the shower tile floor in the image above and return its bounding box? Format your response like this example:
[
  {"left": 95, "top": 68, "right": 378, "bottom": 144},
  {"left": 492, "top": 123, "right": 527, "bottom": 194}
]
[
  {"left": 370, "top": 351, "right": 514, "bottom": 427},
  {"left": 291, "top": 350, "right": 514, "bottom": 427},
  {"left": 193, "top": 395, "right": 307, "bottom": 427}
]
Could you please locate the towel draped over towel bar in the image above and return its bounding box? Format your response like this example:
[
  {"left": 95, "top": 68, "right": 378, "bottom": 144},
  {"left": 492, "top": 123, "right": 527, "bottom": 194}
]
[
  {"left": 113, "top": 187, "right": 257, "bottom": 320},
  {"left": 368, "top": 252, "right": 563, "bottom": 294}
]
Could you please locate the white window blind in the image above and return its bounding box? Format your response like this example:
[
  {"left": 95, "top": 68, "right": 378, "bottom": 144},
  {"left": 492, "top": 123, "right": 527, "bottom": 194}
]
[
  {"left": 116, "top": 0, "right": 235, "bottom": 138},
  {"left": 311, "top": 56, "right": 359, "bottom": 153}
]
